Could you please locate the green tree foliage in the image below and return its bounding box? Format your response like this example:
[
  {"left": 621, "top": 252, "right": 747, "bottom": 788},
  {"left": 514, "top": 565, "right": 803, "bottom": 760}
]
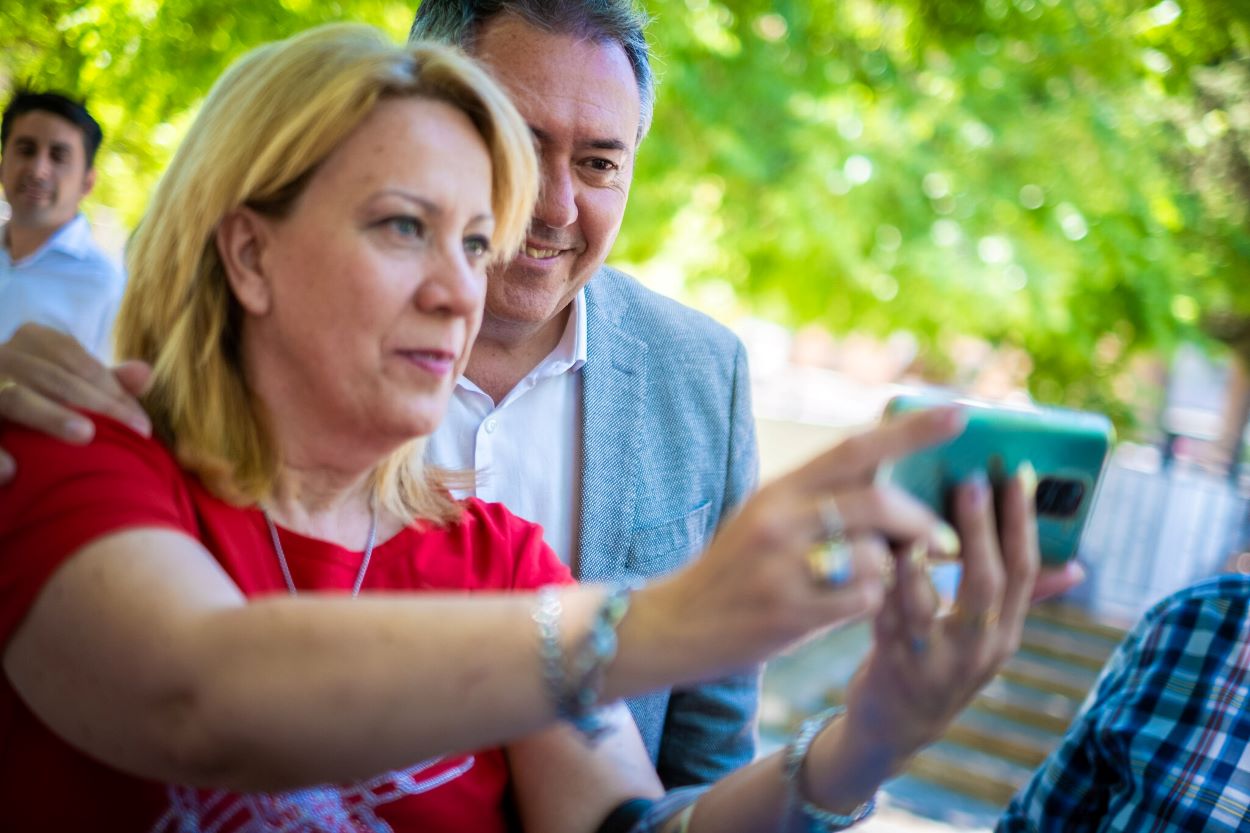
[
  {"left": 627, "top": 0, "right": 1250, "bottom": 422},
  {"left": 3, "top": 1, "right": 1247, "bottom": 422}
]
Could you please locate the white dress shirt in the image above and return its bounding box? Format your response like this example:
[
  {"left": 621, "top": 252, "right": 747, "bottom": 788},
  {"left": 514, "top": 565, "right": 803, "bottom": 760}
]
[
  {"left": 0, "top": 213, "right": 126, "bottom": 360},
  {"left": 427, "top": 288, "right": 587, "bottom": 564}
]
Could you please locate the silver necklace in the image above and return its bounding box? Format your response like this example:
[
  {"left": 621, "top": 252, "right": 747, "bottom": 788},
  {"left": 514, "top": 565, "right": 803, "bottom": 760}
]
[{"left": 262, "top": 501, "right": 379, "bottom": 597}]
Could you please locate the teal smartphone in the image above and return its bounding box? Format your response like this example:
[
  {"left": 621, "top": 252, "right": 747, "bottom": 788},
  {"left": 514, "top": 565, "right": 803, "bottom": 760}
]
[{"left": 881, "top": 392, "right": 1114, "bottom": 565}]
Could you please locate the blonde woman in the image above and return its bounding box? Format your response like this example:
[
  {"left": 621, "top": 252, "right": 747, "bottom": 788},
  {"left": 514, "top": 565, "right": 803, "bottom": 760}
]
[{"left": 0, "top": 23, "right": 1040, "bottom": 833}]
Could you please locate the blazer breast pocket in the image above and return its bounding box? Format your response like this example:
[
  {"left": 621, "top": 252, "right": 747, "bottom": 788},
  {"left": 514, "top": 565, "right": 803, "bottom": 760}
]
[{"left": 626, "top": 501, "right": 712, "bottom": 576}]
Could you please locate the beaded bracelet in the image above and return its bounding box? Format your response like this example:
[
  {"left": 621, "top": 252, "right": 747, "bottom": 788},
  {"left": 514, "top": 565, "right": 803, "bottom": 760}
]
[
  {"left": 782, "top": 706, "right": 877, "bottom": 831},
  {"left": 568, "top": 584, "right": 632, "bottom": 708},
  {"left": 533, "top": 584, "right": 634, "bottom": 742}
]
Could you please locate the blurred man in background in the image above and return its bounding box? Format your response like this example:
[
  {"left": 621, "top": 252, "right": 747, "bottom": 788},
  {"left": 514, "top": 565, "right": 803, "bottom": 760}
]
[{"left": 0, "top": 90, "right": 123, "bottom": 360}]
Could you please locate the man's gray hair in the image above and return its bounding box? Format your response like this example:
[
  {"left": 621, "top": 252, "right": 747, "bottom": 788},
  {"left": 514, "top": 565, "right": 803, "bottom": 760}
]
[{"left": 409, "top": 0, "right": 654, "bottom": 141}]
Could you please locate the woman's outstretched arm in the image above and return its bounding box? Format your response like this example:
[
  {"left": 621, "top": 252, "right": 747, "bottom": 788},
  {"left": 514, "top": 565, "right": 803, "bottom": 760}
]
[{"left": 3, "top": 406, "right": 969, "bottom": 794}]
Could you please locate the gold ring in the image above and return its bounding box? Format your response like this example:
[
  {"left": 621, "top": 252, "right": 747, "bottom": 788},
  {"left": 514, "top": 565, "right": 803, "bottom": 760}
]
[
  {"left": 0, "top": 376, "right": 17, "bottom": 399},
  {"left": 906, "top": 541, "right": 930, "bottom": 571},
  {"left": 948, "top": 602, "right": 999, "bottom": 631}
]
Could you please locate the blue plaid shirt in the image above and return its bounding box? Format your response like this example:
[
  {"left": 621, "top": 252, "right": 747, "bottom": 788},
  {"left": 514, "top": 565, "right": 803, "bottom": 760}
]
[{"left": 998, "top": 574, "right": 1250, "bottom": 832}]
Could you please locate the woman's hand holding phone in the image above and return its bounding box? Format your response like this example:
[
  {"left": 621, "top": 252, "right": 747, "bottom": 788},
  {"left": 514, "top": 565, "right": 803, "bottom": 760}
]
[{"left": 798, "top": 454, "right": 1043, "bottom": 814}]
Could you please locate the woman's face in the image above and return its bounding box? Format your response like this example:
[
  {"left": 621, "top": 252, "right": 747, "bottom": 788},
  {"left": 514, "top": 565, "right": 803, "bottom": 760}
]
[{"left": 240, "top": 96, "right": 494, "bottom": 448}]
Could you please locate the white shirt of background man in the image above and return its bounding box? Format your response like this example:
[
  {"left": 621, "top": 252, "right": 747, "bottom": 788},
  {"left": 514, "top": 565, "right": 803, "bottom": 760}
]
[
  {"left": 0, "top": 212, "right": 125, "bottom": 361},
  {"left": 427, "top": 287, "right": 587, "bottom": 565}
]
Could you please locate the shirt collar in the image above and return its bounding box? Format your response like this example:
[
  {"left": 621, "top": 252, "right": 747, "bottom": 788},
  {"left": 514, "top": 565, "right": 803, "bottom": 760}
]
[
  {"left": 550, "top": 286, "right": 588, "bottom": 374},
  {"left": 2, "top": 213, "right": 92, "bottom": 264}
]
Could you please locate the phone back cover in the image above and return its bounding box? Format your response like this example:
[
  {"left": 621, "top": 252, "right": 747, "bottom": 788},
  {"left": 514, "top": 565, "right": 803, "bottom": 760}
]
[{"left": 885, "top": 393, "right": 1114, "bottom": 564}]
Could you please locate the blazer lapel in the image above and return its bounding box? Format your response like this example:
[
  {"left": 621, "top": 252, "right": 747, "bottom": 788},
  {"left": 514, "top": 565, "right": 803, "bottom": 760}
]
[{"left": 576, "top": 276, "right": 648, "bottom": 582}]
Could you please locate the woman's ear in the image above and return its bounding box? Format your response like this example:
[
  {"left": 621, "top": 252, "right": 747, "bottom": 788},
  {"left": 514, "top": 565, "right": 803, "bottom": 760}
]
[{"left": 216, "top": 207, "right": 273, "bottom": 316}]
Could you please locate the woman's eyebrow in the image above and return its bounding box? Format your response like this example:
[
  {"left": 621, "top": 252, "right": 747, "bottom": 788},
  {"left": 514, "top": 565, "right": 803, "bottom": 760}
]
[
  {"left": 376, "top": 188, "right": 439, "bottom": 213},
  {"left": 375, "top": 189, "right": 493, "bottom": 225}
]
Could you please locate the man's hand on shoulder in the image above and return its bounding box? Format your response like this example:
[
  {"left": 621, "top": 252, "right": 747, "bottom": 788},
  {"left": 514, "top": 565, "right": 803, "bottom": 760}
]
[{"left": 0, "top": 323, "right": 152, "bottom": 482}]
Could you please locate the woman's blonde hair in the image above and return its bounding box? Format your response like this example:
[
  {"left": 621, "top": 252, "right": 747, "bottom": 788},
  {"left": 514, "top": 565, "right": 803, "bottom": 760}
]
[{"left": 116, "top": 23, "right": 537, "bottom": 523}]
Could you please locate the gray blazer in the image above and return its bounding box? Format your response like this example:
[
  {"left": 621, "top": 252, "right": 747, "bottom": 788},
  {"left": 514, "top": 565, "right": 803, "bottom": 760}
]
[{"left": 578, "top": 266, "right": 761, "bottom": 788}]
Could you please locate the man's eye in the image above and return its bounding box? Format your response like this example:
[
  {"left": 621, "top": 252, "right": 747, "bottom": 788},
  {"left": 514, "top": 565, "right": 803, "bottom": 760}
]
[
  {"left": 586, "top": 158, "right": 618, "bottom": 172},
  {"left": 464, "top": 235, "right": 491, "bottom": 259}
]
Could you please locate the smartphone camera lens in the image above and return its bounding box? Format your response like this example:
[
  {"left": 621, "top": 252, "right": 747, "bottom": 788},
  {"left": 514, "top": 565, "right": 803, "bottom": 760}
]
[{"left": 1035, "top": 477, "right": 1085, "bottom": 518}]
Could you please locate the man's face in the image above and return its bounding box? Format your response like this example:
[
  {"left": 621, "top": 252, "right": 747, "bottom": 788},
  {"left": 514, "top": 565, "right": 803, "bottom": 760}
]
[
  {"left": 0, "top": 110, "right": 94, "bottom": 232},
  {"left": 471, "top": 14, "right": 641, "bottom": 337}
]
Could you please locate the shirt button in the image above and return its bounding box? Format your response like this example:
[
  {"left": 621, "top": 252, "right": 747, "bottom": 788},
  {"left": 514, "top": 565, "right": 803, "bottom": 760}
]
[{"left": 484, "top": 418, "right": 498, "bottom": 434}]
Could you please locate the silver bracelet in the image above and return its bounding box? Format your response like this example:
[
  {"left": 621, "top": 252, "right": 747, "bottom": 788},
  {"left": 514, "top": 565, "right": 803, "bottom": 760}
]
[
  {"left": 533, "top": 586, "right": 568, "bottom": 713},
  {"left": 782, "top": 706, "right": 877, "bottom": 831},
  {"left": 532, "top": 584, "right": 633, "bottom": 742}
]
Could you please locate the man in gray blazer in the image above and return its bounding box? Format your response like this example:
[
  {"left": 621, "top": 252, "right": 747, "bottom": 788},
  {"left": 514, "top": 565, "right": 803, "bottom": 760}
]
[
  {"left": 0, "top": 0, "right": 759, "bottom": 789},
  {"left": 412, "top": 0, "right": 760, "bottom": 787}
]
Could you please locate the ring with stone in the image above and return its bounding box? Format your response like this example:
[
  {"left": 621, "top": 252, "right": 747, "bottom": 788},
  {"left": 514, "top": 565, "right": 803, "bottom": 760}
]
[{"left": 807, "top": 536, "right": 855, "bottom": 586}]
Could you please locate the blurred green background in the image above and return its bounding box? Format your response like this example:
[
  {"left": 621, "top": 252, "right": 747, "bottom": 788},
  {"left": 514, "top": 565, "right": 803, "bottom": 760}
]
[{"left": 4, "top": 0, "right": 1249, "bottom": 431}]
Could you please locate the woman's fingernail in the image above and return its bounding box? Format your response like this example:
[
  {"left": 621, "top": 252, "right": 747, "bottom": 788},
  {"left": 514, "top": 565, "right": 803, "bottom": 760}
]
[
  {"left": 1017, "top": 460, "right": 1038, "bottom": 501},
  {"left": 65, "top": 418, "right": 93, "bottom": 442},
  {"left": 966, "top": 470, "right": 990, "bottom": 508},
  {"left": 935, "top": 523, "right": 961, "bottom": 559},
  {"left": 908, "top": 541, "right": 928, "bottom": 570}
]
